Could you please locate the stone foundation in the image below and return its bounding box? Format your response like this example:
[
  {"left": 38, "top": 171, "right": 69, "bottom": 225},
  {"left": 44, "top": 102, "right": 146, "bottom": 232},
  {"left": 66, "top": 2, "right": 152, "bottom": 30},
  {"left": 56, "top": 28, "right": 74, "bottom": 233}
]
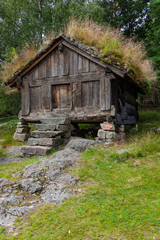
[
  {"left": 97, "top": 122, "right": 116, "bottom": 143},
  {"left": 20, "top": 117, "right": 71, "bottom": 156},
  {"left": 13, "top": 120, "right": 30, "bottom": 142}
]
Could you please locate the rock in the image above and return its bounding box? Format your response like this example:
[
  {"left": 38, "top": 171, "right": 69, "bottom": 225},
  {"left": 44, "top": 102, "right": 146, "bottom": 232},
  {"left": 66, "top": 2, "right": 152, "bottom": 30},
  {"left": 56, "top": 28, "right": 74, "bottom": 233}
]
[
  {"left": 97, "top": 129, "right": 106, "bottom": 139},
  {"left": 31, "top": 131, "right": 63, "bottom": 138},
  {"left": 7, "top": 146, "right": 22, "bottom": 156},
  {"left": 0, "top": 178, "right": 12, "bottom": 187},
  {"left": 35, "top": 124, "right": 56, "bottom": 131},
  {"left": 0, "top": 139, "right": 4, "bottom": 142},
  {"left": 23, "top": 164, "right": 45, "bottom": 178},
  {"left": 40, "top": 117, "right": 70, "bottom": 125},
  {"left": 98, "top": 129, "right": 115, "bottom": 140},
  {"left": 100, "top": 122, "right": 115, "bottom": 131},
  {"left": 20, "top": 179, "right": 42, "bottom": 194},
  {"left": 117, "top": 148, "right": 131, "bottom": 154},
  {"left": 6, "top": 206, "right": 32, "bottom": 217},
  {"left": 65, "top": 137, "right": 96, "bottom": 152},
  {"left": 28, "top": 138, "right": 54, "bottom": 146},
  {"left": 49, "top": 148, "right": 80, "bottom": 168},
  {"left": 41, "top": 182, "right": 71, "bottom": 204},
  {"left": 46, "top": 169, "right": 61, "bottom": 181},
  {"left": 21, "top": 146, "right": 52, "bottom": 156},
  {"left": 156, "top": 128, "right": 160, "bottom": 133},
  {"left": 0, "top": 157, "right": 22, "bottom": 165},
  {"left": 105, "top": 131, "right": 116, "bottom": 140},
  {"left": 13, "top": 133, "right": 29, "bottom": 142}
]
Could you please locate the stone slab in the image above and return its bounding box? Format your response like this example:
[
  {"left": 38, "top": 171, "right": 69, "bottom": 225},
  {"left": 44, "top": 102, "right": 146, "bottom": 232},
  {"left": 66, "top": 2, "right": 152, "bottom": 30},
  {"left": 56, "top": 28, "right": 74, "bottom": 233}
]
[
  {"left": 97, "top": 129, "right": 106, "bottom": 139},
  {"left": 100, "top": 122, "right": 115, "bottom": 131},
  {"left": 28, "top": 138, "right": 63, "bottom": 147},
  {"left": 31, "top": 131, "right": 63, "bottom": 138},
  {"left": 40, "top": 117, "right": 70, "bottom": 125},
  {"left": 21, "top": 146, "right": 52, "bottom": 156},
  {"left": 98, "top": 129, "right": 115, "bottom": 140},
  {"left": 35, "top": 124, "right": 56, "bottom": 131},
  {"left": 7, "top": 146, "right": 22, "bottom": 156},
  {"left": 13, "top": 133, "right": 29, "bottom": 142}
]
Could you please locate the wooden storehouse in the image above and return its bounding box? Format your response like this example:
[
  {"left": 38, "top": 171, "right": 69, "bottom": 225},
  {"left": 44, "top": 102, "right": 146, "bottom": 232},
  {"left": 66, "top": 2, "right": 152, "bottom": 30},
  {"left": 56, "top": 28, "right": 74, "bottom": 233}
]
[{"left": 7, "top": 34, "right": 144, "bottom": 126}]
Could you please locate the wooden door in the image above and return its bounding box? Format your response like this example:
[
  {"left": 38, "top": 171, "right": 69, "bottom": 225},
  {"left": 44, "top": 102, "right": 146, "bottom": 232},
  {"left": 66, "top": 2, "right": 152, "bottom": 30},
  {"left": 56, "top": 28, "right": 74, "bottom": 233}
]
[{"left": 52, "top": 84, "right": 71, "bottom": 109}]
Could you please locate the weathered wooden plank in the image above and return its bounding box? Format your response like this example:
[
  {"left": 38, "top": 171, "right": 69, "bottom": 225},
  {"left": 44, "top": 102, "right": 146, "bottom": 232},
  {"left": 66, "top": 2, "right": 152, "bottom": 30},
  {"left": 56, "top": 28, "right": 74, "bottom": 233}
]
[
  {"left": 46, "top": 53, "right": 51, "bottom": 78},
  {"left": 63, "top": 47, "right": 69, "bottom": 76},
  {"left": 90, "top": 61, "right": 96, "bottom": 72},
  {"left": 45, "top": 72, "right": 104, "bottom": 84},
  {"left": 42, "top": 84, "right": 51, "bottom": 110},
  {"left": 21, "top": 82, "right": 30, "bottom": 116},
  {"left": 104, "top": 75, "right": 111, "bottom": 110},
  {"left": 30, "top": 86, "right": 42, "bottom": 111},
  {"left": 81, "top": 82, "right": 87, "bottom": 107},
  {"left": 59, "top": 51, "right": 64, "bottom": 76},
  {"left": 78, "top": 54, "right": 83, "bottom": 73},
  {"left": 73, "top": 51, "right": 78, "bottom": 74},
  {"left": 89, "top": 82, "right": 93, "bottom": 106},
  {"left": 100, "top": 74, "right": 105, "bottom": 110},
  {"left": 73, "top": 82, "right": 81, "bottom": 108},
  {"left": 93, "top": 80, "right": 100, "bottom": 106},
  {"left": 32, "top": 66, "right": 39, "bottom": 80},
  {"left": 38, "top": 59, "right": 46, "bottom": 79},
  {"left": 83, "top": 57, "right": 90, "bottom": 73}
]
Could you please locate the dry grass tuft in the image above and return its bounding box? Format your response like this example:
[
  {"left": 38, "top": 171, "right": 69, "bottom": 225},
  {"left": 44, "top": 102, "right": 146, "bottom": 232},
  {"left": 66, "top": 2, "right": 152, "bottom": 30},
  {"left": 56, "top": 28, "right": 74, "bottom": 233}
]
[
  {"left": 1, "top": 44, "right": 37, "bottom": 83},
  {"left": 1, "top": 19, "right": 156, "bottom": 90},
  {"left": 65, "top": 19, "right": 156, "bottom": 86}
]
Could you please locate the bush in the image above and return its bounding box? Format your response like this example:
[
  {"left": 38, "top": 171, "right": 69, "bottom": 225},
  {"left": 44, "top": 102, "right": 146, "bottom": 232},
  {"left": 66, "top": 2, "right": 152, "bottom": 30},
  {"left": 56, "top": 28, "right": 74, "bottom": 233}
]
[{"left": 0, "top": 86, "right": 20, "bottom": 117}]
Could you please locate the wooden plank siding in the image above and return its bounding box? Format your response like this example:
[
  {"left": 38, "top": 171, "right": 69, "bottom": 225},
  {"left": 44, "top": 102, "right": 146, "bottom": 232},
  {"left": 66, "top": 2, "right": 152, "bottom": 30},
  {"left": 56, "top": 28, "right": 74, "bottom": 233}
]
[{"left": 21, "top": 44, "right": 112, "bottom": 120}]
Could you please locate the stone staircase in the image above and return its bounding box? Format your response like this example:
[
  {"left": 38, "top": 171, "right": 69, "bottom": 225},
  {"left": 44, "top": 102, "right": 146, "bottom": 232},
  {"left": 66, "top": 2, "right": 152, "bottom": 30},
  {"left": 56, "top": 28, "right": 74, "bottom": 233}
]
[{"left": 21, "top": 117, "right": 71, "bottom": 156}]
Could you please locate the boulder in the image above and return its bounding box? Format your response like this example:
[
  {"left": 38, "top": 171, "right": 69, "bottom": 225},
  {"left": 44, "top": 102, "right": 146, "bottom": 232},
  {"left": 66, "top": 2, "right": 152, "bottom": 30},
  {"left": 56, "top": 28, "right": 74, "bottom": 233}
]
[
  {"left": 65, "top": 137, "right": 96, "bottom": 152},
  {"left": 21, "top": 146, "right": 52, "bottom": 156}
]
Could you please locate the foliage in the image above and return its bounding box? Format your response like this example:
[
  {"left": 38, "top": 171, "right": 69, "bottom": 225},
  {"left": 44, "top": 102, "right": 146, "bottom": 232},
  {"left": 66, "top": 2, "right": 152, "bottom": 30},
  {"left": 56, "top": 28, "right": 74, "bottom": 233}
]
[
  {"left": 0, "top": 44, "right": 37, "bottom": 83},
  {"left": 65, "top": 19, "right": 156, "bottom": 89},
  {"left": 145, "top": 0, "right": 160, "bottom": 94},
  {"left": 0, "top": 118, "right": 22, "bottom": 147},
  {"left": 0, "top": 87, "right": 20, "bottom": 117}
]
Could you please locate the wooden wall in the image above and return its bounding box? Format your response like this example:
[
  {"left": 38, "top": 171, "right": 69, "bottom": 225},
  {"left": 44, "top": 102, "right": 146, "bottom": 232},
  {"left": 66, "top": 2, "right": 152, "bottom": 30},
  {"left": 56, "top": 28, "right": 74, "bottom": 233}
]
[{"left": 21, "top": 42, "right": 111, "bottom": 121}]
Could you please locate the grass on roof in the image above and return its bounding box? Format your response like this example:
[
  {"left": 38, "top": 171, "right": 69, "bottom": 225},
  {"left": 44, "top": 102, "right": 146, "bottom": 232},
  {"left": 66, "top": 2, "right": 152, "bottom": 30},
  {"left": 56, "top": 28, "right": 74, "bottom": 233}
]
[
  {"left": 0, "top": 19, "right": 156, "bottom": 92},
  {"left": 65, "top": 19, "right": 156, "bottom": 90}
]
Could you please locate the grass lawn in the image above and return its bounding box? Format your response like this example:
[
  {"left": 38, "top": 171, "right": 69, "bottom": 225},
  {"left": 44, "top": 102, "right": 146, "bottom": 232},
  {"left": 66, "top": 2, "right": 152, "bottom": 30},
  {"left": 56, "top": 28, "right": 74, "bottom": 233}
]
[{"left": 0, "top": 111, "right": 160, "bottom": 239}]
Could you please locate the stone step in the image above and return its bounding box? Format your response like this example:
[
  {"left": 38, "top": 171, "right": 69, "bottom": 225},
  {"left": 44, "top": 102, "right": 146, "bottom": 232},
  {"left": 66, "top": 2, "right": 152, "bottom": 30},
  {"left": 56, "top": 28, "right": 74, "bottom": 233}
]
[
  {"left": 28, "top": 138, "right": 64, "bottom": 147},
  {"left": 31, "top": 131, "right": 63, "bottom": 138},
  {"left": 21, "top": 146, "right": 52, "bottom": 156},
  {"left": 13, "top": 133, "right": 29, "bottom": 142}
]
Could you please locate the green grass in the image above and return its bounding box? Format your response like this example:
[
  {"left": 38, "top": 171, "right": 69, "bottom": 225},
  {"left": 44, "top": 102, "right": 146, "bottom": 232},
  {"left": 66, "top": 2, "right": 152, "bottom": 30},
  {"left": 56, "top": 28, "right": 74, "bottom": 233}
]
[
  {"left": 0, "top": 157, "right": 40, "bottom": 179},
  {"left": 1, "top": 110, "right": 160, "bottom": 240},
  {"left": 0, "top": 118, "right": 25, "bottom": 148}
]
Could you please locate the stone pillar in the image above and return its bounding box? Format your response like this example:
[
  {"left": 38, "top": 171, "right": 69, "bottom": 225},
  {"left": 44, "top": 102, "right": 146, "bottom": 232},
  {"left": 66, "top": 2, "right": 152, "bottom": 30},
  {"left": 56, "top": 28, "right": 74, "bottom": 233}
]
[
  {"left": 13, "top": 119, "right": 30, "bottom": 142},
  {"left": 97, "top": 122, "right": 116, "bottom": 143},
  {"left": 21, "top": 117, "right": 72, "bottom": 156}
]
